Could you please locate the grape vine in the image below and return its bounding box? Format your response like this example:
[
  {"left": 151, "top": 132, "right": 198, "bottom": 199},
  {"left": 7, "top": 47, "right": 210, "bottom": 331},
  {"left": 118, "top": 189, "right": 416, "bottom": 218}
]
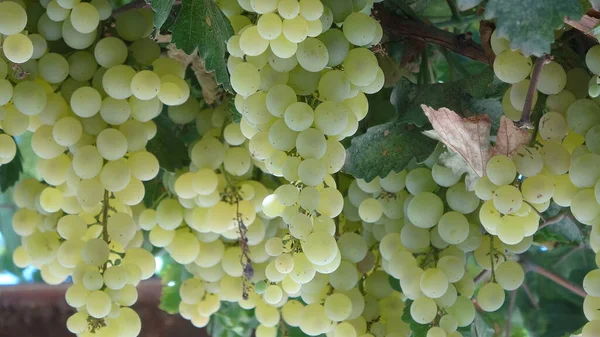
[{"left": 1, "top": 0, "right": 600, "bottom": 337}]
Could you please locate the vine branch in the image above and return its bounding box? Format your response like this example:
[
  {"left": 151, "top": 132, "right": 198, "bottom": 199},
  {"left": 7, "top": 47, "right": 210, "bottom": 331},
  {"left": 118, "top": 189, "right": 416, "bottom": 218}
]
[
  {"left": 538, "top": 210, "right": 571, "bottom": 230},
  {"left": 523, "top": 261, "right": 587, "bottom": 298},
  {"left": 374, "top": 4, "right": 491, "bottom": 65},
  {"left": 518, "top": 54, "right": 552, "bottom": 129}
]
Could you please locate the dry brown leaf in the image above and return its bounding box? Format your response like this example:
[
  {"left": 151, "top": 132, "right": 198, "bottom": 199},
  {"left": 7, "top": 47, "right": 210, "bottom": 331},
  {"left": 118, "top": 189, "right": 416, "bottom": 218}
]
[
  {"left": 492, "top": 116, "right": 531, "bottom": 157},
  {"left": 160, "top": 34, "right": 220, "bottom": 105},
  {"left": 421, "top": 105, "right": 491, "bottom": 177}
]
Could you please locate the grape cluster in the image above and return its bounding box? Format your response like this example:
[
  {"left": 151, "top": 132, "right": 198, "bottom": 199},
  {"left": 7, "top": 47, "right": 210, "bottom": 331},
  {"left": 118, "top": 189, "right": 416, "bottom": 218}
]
[
  {"left": 490, "top": 31, "right": 600, "bottom": 337},
  {"left": 3, "top": 0, "right": 197, "bottom": 336}
]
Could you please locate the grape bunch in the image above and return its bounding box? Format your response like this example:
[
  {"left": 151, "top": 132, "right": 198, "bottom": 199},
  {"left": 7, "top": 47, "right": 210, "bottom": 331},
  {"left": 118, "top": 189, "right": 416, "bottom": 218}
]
[
  {"left": 487, "top": 30, "right": 600, "bottom": 337},
  {"left": 2, "top": 0, "right": 196, "bottom": 336}
]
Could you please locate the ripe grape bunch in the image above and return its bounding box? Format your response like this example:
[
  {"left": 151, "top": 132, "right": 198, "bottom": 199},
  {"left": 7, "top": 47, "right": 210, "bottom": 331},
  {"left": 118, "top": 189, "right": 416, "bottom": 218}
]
[{"left": 2, "top": 0, "right": 191, "bottom": 336}]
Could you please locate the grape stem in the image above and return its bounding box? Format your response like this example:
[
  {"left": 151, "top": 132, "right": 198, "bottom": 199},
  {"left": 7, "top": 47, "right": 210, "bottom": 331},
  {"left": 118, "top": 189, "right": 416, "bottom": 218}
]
[
  {"left": 101, "top": 190, "right": 110, "bottom": 273},
  {"left": 505, "top": 290, "right": 518, "bottom": 337},
  {"left": 522, "top": 200, "right": 546, "bottom": 222},
  {"left": 474, "top": 269, "right": 491, "bottom": 284},
  {"left": 521, "top": 282, "right": 540, "bottom": 309},
  {"left": 522, "top": 260, "right": 587, "bottom": 297},
  {"left": 517, "top": 54, "right": 553, "bottom": 129},
  {"left": 445, "top": 0, "right": 461, "bottom": 23},
  {"left": 489, "top": 236, "right": 496, "bottom": 282}
]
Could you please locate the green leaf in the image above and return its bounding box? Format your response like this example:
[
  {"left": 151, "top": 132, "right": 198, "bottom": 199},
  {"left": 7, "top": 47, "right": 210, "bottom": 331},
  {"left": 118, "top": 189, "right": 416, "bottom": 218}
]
[
  {"left": 0, "top": 146, "right": 22, "bottom": 192},
  {"left": 392, "top": 69, "right": 496, "bottom": 127},
  {"left": 171, "top": 0, "right": 233, "bottom": 91},
  {"left": 158, "top": 256, "right": 186, "bottom": 314},
  {"left": 342, "top": 120, "right": 438, "bottom": 181},
  {"left": 388, "top": 275, "right": 402, "bottom": 292},
  {"left": 146, "top": 113, "right": 191, "bottom": 172},
  {"left": 150, "top": 0, "right": 175, "bottom": 30},
  {"left": 484, "top": 0, "right": 583, "bottom": 56}
]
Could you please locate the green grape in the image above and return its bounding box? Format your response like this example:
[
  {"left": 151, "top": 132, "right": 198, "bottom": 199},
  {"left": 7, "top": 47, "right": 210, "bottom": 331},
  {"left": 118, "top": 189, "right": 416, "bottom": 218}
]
[
  {"left": 82, "top": 238, "right": 109, "bottom": 266},
  {"left": 420, "top": 267, "right": 449, "bottom": 298},
  {"left": 476, "top": 283, "right": 505, "bottom": 312},
  {"left": 495, "top": 261, "right": 524, "bottom": 291},
  {"left": 288, "top": 65, "right": 321, "bottom": 95},
  {"left": 538, "top": 61, "right": 567, "bottom": 95},
  {"left": 552, "top": 174, "right": 578, "bottom": 207},
  {"left": 297, "top": 158, "right": 326, "bottom": 186},
  {"left": 318, "top": 70, "right": 350, "bottom": 101},
  {"left": 571, "top": 189, "right": 600, "bottom": 222},
  {"left": 296, "top": 37, "right": 329, "bottom": 72},
  {"left": 539, "top": 141, "right": 570, "bottom": 175},
  {"left": 70, "top": 2, "right": 99, "bottom": 33},
  {"left": 158, "top": 74, "right": 190, "bottom": 106},
  {"left": 343, "top": 48, "right": 379, "bottom": 87},
  {"left": 240, "top": 26, "right": 269, "bottom": 56},
  {"left": 410, "top": 296, "right": 437, "bottom": 324},
  {"left": 486, "top": 155, "right": 516, "bottom": 186},
  {"left": 268, "top": 119, "right": 298, "bottom": 152},
  {"left": 510, "top": 79, "right": 538, "bottom": 111},
  {"left": 343, "top": 12, "right": 377, "bottom": 47},
  {"left": 521, "top": 175, "right": 554, "bottom": 203},
  {"left": 358, "top": 198, "right": 382, "bottom": 223},
  {"left": 401, "top": 222, "right": 431, "bottom": 252},
  {"left": 493, "top": 50, "right": 532, "bottom": 84},
  {"left": 570, "top": 153, "right": 600, "bottom": 188},
  {"left": 318, "top": 28, "right": 349, "bottom": 67},
  {"left": 490, "top": 29, "right": 509, "bottom": 55},
  {"left": 587, "top": 45, "right": 600, "bottom": 75},
  {"left": 13, "top": 81, "right": 47, "bottom": 116},
  {"left": 583, "top": 321, "right": 600, "bottom": 337},
  {"left": 437, "top": 211, "right": 470, "bottom": 244},
  {"left": 103, "top": 65, "right": 136, "bottom": 100},
  {"left": 567, "top": 99, "right": 600, "bottom": 135},
  {"left": 284, "top": 102, "right": 314, "bottom": 131},
  {"left": 407, "top": 192, "right": 444, "bottom": 229},
  {"left": 62, "top": 16, "right": 98, "bottom": 49},
  {"left": 405, "top": 167, "right": 436, "bottom": 195},
  {"left": 493, "top": 184, "right": 523, "bottom": 215},
  {"left": 28, "top": 34, "right": 48, "bottom": 60},
  {"left": 437, "top": 255, "right": 464, "bottom": 283},
  {"left": 474, "top": 176, "right": 499, "bottom": 201},
  {"left": 432, "top": 163, "right": 461, "bottom": 187},
  {"left": 39, "top": 187, "right": 63, "bottom": 213},
  {"left": 0, "top": 134, "right": 17, "bottom": 165},
  {"left": 512, "top": 146, "right": 543, "bottom": 177},
  {"left": 257, "top": 13, "right": 282, "bottom": 40},
  {"left": 115, "top": 8, "right": 153, "bottom": 41},
  {"left": 94, "top": 37, "right": 128, "bottom": 68},
  {"left": 539, "top": 111, "right": 567, "bottom": 142},
  {"left": 497, "top": 215, "right": 525, "bottom": 245},
  {"left": 446, "top": 182, "right": 480, "bottom": 214},
  {"left": 224, "top": 147, "right": 251, "bottom": 176},
  {"left": 130, "top": 70, "right": 161, "bottom": 100},
  {"left": 283, "top": 16, "right": 308, "bottom": 43},
  {"left": 278, "top": 0, "right": 300, "bottom": 18},
  {"left": 250, "top": 0, "right": 277, "bottom": 13},
  {"left": 501, "top": 88, "right": 522, "bottom": 121},
  {"left": 0, "top": 1, "right": 27, "bottom": 35},
  {"left": 586, "top": 124, "right": 600, "bottom": 154}
]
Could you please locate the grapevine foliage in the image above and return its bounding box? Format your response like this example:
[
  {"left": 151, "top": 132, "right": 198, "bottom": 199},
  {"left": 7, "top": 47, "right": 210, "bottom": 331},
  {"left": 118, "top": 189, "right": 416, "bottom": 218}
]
[{"left": 170, "top": 0, "right": 234, "bottom": 91}]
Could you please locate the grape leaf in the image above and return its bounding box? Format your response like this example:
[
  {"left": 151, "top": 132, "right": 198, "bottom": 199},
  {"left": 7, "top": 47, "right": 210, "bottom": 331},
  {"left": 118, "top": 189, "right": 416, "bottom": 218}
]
[
  {"left": 171, "top": 0, "right": 233, "bottom": 91},
  {"left": 422, "top": 105, "right": 491, "bottom": 177},
  {"left": 491, "top": 116, "right": 531, "bottom": 157},
  {"left": 393, "top": 70, "right": 496, "bottom": 127},
  {"left": 158, "top": 257, "right": 185, "bottom": 314},
  {"left": 146, "top": 112, "right": 191, "bottom": 172},
  {"left": 484, "top": 0, "right": 583, "bottom": 56},
  {"left": 0, "top": 147, "right": 22, "bottom": 192},
  {"left": 150, "top": 0, "right": 175, "bottom": 30},
  {"left": 343, "top": 120, "right": 438, "bottom": 182},
  {"left": 456, "top": 0, "right": 482, "bottom": 11}
]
